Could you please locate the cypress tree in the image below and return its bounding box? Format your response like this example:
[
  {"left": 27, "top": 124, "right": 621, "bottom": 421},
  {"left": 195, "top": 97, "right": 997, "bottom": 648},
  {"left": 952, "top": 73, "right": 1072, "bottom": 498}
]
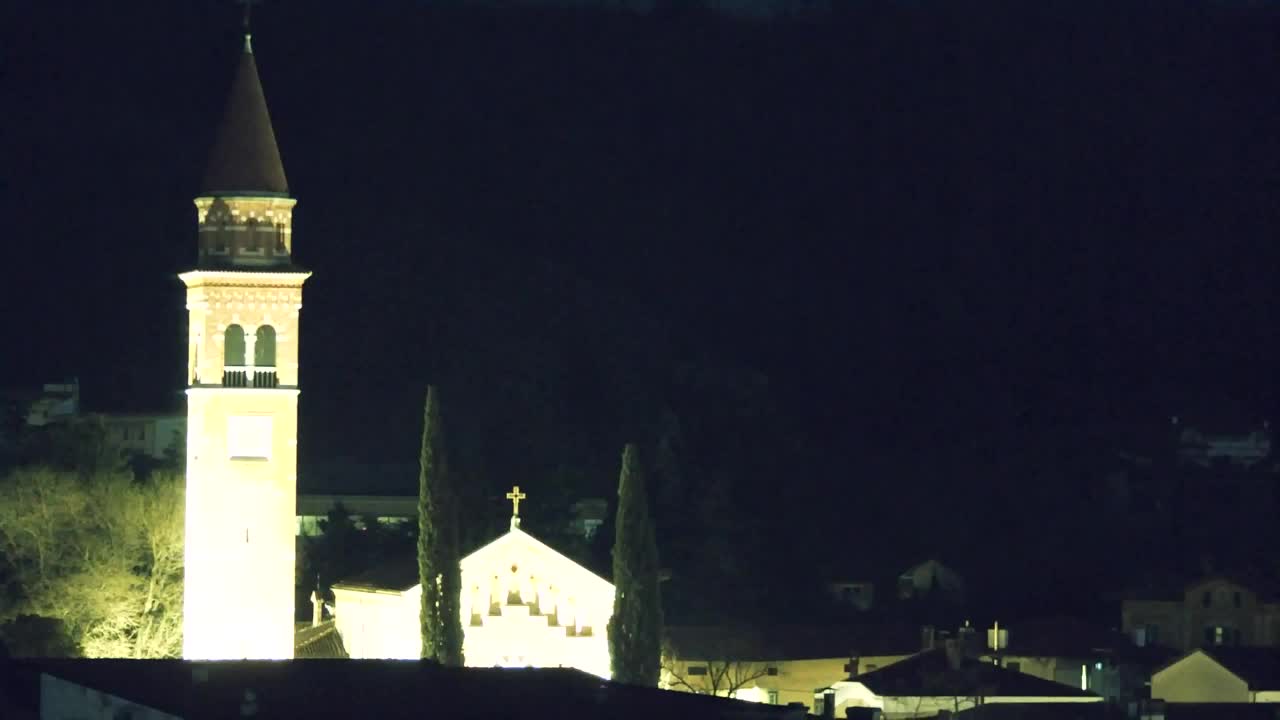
[
  {"left": 438, "top": 454, "right": 465, "bottom": 666},
  {"left": 417, "top": 386, "right": 464, "bottom": 664},
  {"left": 608, "top": 443, "right": 663, "bottom": 685}
]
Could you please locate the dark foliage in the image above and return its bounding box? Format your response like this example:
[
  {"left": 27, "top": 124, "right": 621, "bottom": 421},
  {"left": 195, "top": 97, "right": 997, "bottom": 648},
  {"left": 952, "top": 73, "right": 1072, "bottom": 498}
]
[
  {"left": 608, "top": 444, "right": 663, "bottom": 685},
  {"left": 417, "top": 387, "right": 464, "bottom": 665}
]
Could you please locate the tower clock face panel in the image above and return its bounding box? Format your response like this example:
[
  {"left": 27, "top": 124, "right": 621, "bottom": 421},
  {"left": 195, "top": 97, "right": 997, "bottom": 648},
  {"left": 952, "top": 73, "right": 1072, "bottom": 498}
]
[{"left": 227, "top": 415, "right": 273, "bottom": 460}]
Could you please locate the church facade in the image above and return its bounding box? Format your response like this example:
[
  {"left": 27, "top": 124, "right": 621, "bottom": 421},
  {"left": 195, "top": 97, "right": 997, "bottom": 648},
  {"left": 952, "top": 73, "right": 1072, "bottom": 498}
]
[
  {"left": 181, "top": 28, "right": 308, "bottom": 660},
  {"left": 178, "top": 19, "right": 614, "bottom": 670},
  {"left": 333, "top": 495, "right": 614, "bottom": 678}
]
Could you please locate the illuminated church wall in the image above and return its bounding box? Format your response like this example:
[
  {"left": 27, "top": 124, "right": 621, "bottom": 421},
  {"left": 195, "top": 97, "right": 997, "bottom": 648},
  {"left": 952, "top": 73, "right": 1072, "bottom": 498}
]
[
  {"left": 179, "top": 16, "right": 309, "bottom": 659},
  {"left": 182, "top": 272, "right": 307, "bottom": 660},
  {"left": 332, "top": 523, "right": 613, "bottom": 678}
]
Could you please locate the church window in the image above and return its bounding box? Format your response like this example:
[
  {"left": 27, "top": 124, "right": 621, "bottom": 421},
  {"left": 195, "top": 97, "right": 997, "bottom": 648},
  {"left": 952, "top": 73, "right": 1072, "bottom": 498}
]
[
  {"left": 273, "top": 224, "right": 287, "bottom": 255},
  {"left": 1233, "top": 591, "right": 1242, "bottom": 608},
  {"left": 244, "top": 220, "right": 262, "bottom": 253},
  {"left": 255, "top": 325, "right": 277, "bottom": 367},
  {"left": 224, "top": 325, "right": 246, "bottom": 366},
  {"left": 1202, "top": 591, "right": 1212, "bottom": 608},
  {"left": 214, "top": 223, "right": 230, "bottom": 253}
]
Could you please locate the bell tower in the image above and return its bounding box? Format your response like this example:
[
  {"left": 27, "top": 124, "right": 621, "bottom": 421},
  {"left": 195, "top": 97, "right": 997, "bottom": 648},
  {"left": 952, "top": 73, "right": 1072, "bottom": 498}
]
[{"left": 181, "top": 22, "right": 308, "bottom": 660}]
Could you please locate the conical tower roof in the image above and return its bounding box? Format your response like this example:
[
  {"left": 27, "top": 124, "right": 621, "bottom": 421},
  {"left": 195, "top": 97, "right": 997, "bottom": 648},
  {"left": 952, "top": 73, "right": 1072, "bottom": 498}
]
[{"left": 201, "top": 36, "right": 289, "bottom": 196}]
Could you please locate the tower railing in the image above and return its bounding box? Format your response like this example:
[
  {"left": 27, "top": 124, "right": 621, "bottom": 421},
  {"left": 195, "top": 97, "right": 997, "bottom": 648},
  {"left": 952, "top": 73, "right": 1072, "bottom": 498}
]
[{"left": 222, "top": 366, "right": 279, "bottom": 388}]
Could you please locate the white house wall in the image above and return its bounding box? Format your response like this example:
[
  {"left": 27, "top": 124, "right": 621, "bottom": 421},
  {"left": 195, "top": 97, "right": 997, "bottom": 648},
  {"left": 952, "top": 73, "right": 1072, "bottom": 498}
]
[{"left": 1151, "top": 651, "right": 1250, "bottom": 703}]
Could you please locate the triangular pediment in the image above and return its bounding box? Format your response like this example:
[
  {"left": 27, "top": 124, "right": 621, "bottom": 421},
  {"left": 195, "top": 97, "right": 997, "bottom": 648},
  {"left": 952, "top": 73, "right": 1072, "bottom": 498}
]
[{"left": 462, "top": 527, "right": 613, "bottom": 597}]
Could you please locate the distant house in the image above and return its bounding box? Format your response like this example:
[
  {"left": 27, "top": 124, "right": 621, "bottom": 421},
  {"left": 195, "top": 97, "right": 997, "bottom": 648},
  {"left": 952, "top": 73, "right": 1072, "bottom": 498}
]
[
  {"left": 568, "top": 498, "right": 608, "bottom": 540},
  {"left": 818, "top": 645, "right": 1102, "bottom": 718},
  {"left": 97, "top": 412, "right": 185, "bottom": 460},
  {"left": 827, "top": 581, "right": 876, "bottom": 611},
  {"left": 1122, "top": 576, "right": 1280, "bottom": 651},
  {"left": 0, "top": 659, "right": 806, "bottom": 720},
  {"left": 897, "top": 560, "right": 965, "bottom": 603},
  {"left": 662, "top": 623, "right": 924, "bottom": 709},
  {"left": 825, "top": 559, "right": 965, "bottom": 616},
  {"left": 974, "top": 617, "right": 1174, "bottom": 702},
  {"left": 1175, "top": 422, "right": 1272, "bottom": 469},
  {"left": 1151, "top": 647, "right": 1280, "bottom": 703},
  {"left": 21, "top": 380, "right": 79, "bottom": 427},
  {"left": 295, "top": 493, "right": 417, "bottom": 536}
]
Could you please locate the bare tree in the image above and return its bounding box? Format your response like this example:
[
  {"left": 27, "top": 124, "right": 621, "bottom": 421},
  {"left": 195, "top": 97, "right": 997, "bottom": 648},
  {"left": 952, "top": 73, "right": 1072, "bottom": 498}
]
[
  {"left": 905, "top": 666, "right": 995, "bottom": 717},
  {"left": 0, "top": 468, "right": 184, "bottom": 658},
  {"left": 661, "top": 628, "right": 773, "bottom": 698}
]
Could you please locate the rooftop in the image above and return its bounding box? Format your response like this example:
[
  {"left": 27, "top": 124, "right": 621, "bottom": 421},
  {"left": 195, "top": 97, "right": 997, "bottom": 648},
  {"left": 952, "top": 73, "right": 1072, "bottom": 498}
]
[
  {"left": 201, "top": 36, "right": 288, "bottom": 196},
  {"left": 852, "top": 648, "right": 1098, "bottom": 699},
  {"left": 1161, "top": 647, "right": 1280, "bottom": 691},
  {"left": 1, "top": 660, "right": 806, "bottom": 720},
  {"left": 667, "top": 623, "right": 925, "bottom": 662}
]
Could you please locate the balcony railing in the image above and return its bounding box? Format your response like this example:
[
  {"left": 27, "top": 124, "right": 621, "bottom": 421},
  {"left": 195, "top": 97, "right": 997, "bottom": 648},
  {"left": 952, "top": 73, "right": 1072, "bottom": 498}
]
[{"left": 223, "top": 366, "right": 278, "bottom": 389}]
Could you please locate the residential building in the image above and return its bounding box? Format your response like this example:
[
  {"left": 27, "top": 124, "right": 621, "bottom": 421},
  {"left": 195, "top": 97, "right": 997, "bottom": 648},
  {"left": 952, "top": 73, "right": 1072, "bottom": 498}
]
[
  {"left": 825, "top": 559, "right": 966, "bottom": 616},
  {"left": 1151, "top": 647, "right": 1280, "bottom": 703},
  {"left": 819, "top": 644, "right": 1102, "bottom": 718},
  {"left": 898, "top": 560, "right": 965, "bottom": 603},
  {"left": 569, "top": 497, "right": 607, "bottom": 540},
  {"left": 1122, "top": 576, "right": 1280, "bottom": 651},
  {"left": 828, "top": 582, "right": 876, "bottom": 611},
  {"left": 98, "top": 413, "right": 184, "bottom": 460},
  {"left": 662, "top": 623, "right": 923, "bottom": 709},
  {"left": 1175, "top": 421, "right": 1272, "bottom": 469},
  {"left": 295, "top": 494, "right": 416, "bottom": 537},
  {"left": 22, "top": 380, "right": 79, "bottom": 427},
  {"left": 975, "top": 617, "right": 1175, "bottom": 702}
]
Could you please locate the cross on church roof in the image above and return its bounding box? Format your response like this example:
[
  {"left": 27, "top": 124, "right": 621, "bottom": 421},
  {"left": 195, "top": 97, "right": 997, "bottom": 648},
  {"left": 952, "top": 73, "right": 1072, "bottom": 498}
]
[
  {"left": 505, "top": 486, "right": 528, "bottom": 531},
  {"left": 506, "top": 486, "right": 527, "bottom": 517}
]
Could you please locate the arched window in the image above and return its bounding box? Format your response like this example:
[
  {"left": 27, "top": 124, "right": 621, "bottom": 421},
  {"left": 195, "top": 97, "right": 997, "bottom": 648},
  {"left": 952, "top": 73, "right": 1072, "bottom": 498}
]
[
  {"left": 254, "top": 325, "right": 276, "bottom": 367},
  {"left": 224, "top": 325, "right": 246, "bottom": 366},
  {"left": 273, "top": 224, "right": 287, "bottom": 254},
  {"left": 245, "top": 220, "right": 261, "bottom": 252}
]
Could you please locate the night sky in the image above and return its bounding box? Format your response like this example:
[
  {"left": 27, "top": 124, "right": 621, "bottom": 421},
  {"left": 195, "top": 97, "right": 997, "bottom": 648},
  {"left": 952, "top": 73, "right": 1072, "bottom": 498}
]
[{"left": 4, "top": 1, "right": 1278, "bottom": 619}]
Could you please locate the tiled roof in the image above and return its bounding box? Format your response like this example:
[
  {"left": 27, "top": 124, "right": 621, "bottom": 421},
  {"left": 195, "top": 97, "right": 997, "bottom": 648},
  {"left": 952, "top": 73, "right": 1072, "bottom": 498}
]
[
  {"left": 854, "top": 649, "right": 1097, "bottom": 698},
  {"left": 994, "top": 617, "right": 1163, "bottom": 662},
  {"left": 294, "top": 621, "right": 348, "bottom": 659},
  {"left": 9, "top": 660, "right": 806, "bottom": 720},
  {"left": 666, "top": 624, "right": 924, "bottom": 661},
  {"left": 333, "top": 553, "right": 419, "bottom": 592}
]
